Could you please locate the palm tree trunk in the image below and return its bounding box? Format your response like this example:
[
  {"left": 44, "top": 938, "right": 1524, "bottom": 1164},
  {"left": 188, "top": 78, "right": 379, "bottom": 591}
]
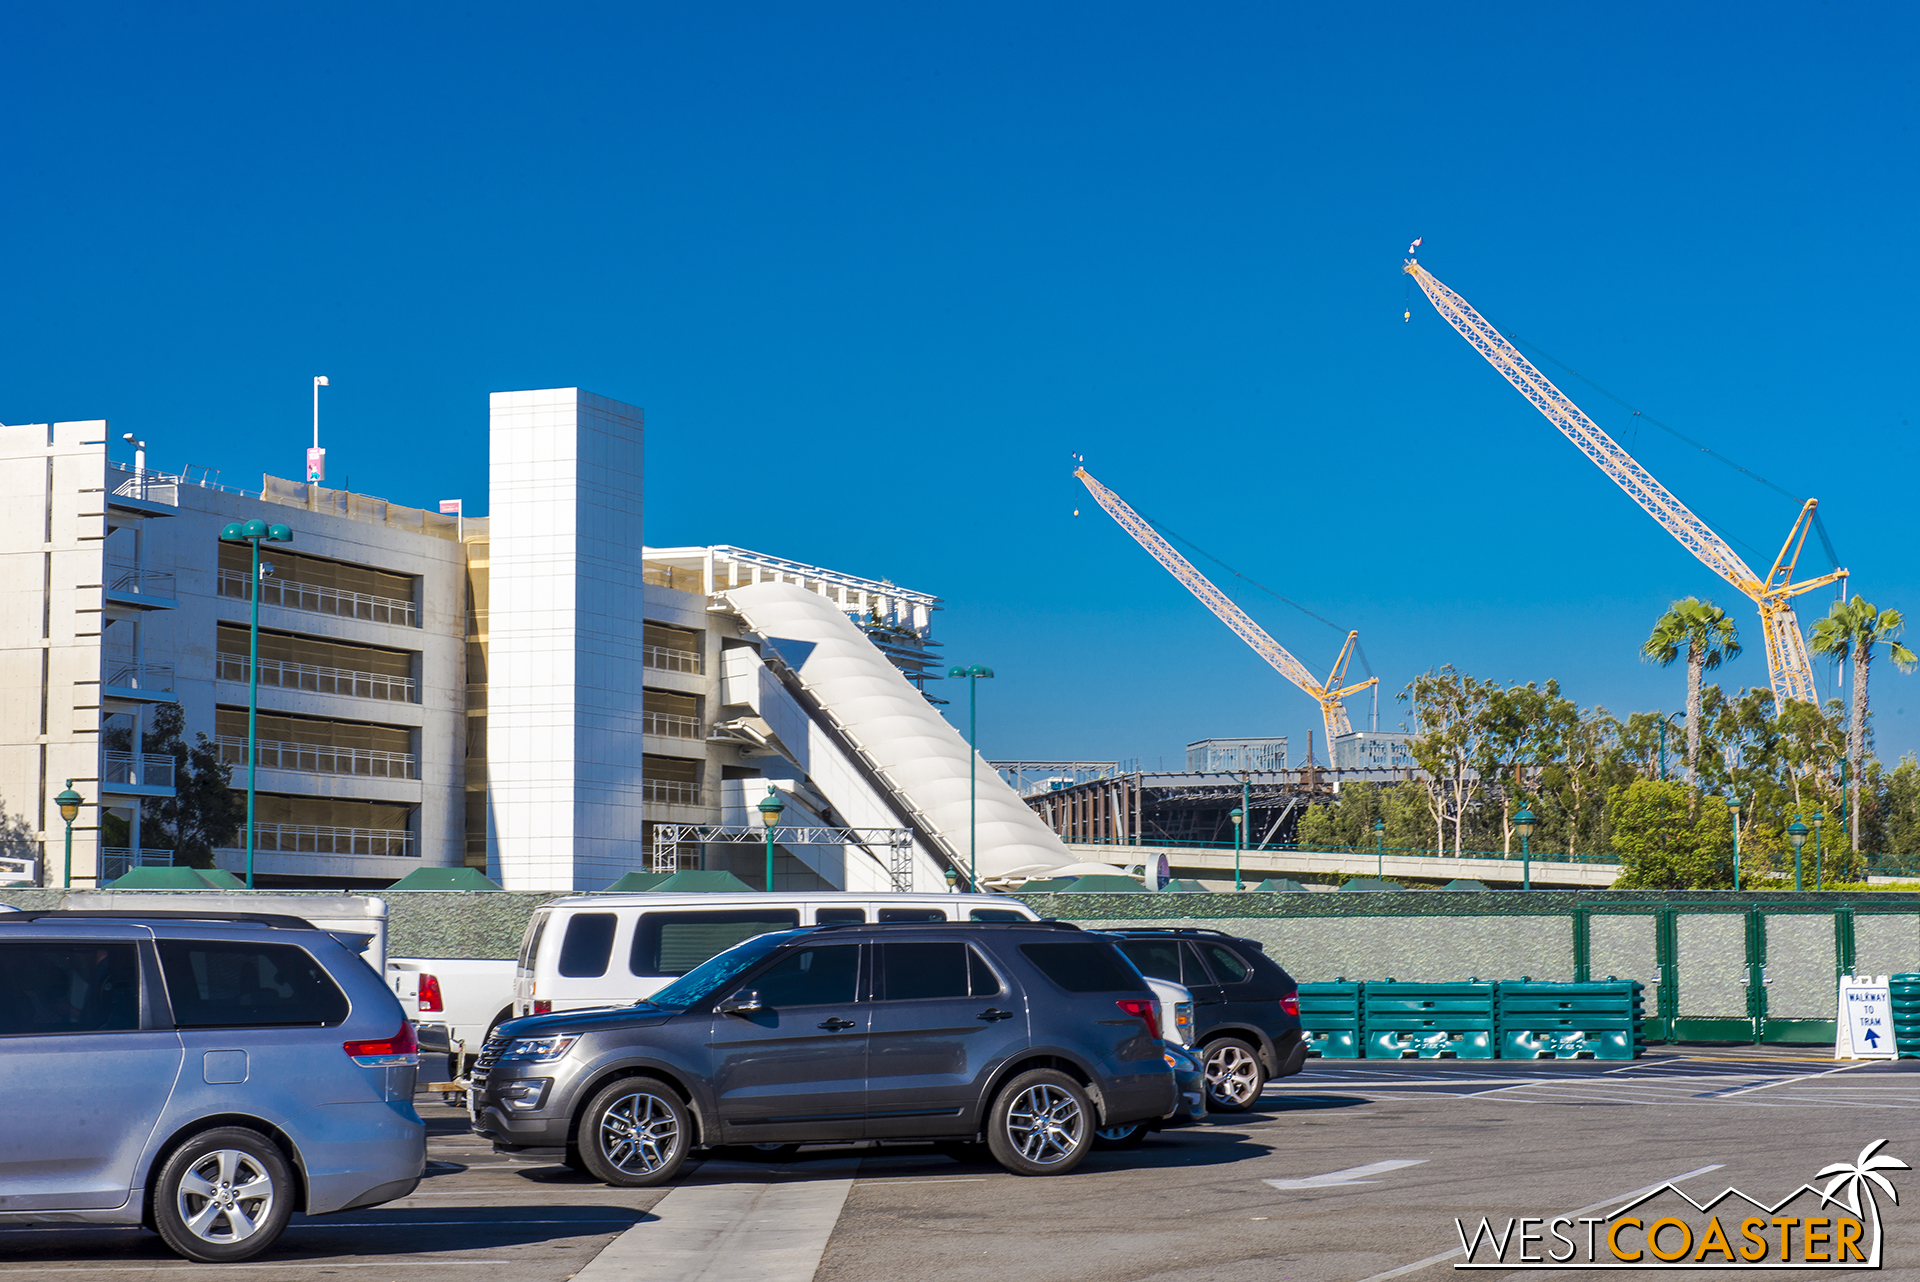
[
  {"left": 1686, "top": 647, "right": 1704, "bottom": 786},
  {"left": 1852, "top": 645, "right": 1870, "bottom": 854}
]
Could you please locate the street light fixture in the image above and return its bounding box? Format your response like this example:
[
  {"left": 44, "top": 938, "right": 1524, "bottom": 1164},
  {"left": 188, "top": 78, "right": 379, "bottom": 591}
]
[
  {"left": 1787, "top": 815, "right": 1809, "bottom": 893},
  {"left": 220, "top": 518, "right": 294, "bottom": 888},
  {"left": 1513, "top": 805, "right": 1536, "bottom": 892},
  {"left": 1373, "top": 817, "right": 1386, "bottom": 881},
  {"left": 756, "top": 786, "right": 785, "bottom": 891},
  {"left": 56, "top": 781, "right": 83, "bottom": 888},
  {"left": 946, "top": 664, "right": 994, "bottom": 891},
  {"left": 1230, "top": 807, "right": 1245, "bottom": 890},
  {"left": 1727, "top": 794, "right": 1743, "bottom": 892},
  {"left": 1811, "top": 811, "right": 1825, "bottom": 891}
]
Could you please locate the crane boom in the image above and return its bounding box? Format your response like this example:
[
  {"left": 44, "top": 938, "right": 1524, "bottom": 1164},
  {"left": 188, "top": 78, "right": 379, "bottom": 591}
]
[
  {"left": 1405, "top": 259, "right": 1845, "bottom": 706},
  {"left": 1074, "top": 466, "right": 1375, "bottom": 748}
]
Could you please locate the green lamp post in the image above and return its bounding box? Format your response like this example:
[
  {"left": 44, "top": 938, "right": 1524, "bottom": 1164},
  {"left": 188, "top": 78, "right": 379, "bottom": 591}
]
[
  {"left": 1727, "top": 794, "right": 1743, "bottom": 891},
  {"left": 1513, "top": 804, "right": 1536, "bottom": 892},
  {"left": 757, "top": 786, "right": 785, "bottom": 891},
  {"left": 1373, "top": 817, "right": 1386, "bottom": 881},
  {"left": 1811, "top": 811, "right": 1825, "bottom": 890},
  {"left": 1230, "top": 807, "right": 1244, "bottom": 890},
  {"left": 946, "top": 664, "right": 994, "bottom": 891},
  {"left": 1787, "top": 815, "right": 1809, "bottom": 893},
  {"left": 219, "top": 517, "right": 293, "bottom": 888},
  {"left": 56, "top": 781, "right": 83, "bottom": 888}
]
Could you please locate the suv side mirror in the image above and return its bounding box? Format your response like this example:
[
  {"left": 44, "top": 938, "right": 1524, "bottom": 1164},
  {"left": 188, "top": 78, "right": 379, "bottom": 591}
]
[{"left": 717, "top": 990, "right": 764, "bottom": 1016}]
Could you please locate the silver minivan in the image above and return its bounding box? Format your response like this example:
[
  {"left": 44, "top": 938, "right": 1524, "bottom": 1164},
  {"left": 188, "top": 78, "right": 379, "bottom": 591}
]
[{"left": 0, "top": 910, "right": 426, "bottom": 1263}]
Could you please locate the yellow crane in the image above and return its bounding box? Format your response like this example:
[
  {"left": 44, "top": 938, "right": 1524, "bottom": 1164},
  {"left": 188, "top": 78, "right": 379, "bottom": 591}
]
[
  {"left": 1404, "top": 256, "right": 1846, "bottom": 706},
  {"left": 1074, "top": 466, "right": 1376, "bottom": 751}
]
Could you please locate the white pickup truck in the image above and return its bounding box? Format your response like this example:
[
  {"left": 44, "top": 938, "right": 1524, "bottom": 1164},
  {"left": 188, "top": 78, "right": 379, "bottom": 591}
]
[{"left": 387, "top": 957, "right": 516, "bottom": 1070}]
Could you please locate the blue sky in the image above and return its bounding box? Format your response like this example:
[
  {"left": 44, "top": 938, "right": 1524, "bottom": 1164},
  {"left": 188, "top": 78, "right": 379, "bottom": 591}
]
[{"left": 5, "top": 4, "right": 1916, "bottom": 765}]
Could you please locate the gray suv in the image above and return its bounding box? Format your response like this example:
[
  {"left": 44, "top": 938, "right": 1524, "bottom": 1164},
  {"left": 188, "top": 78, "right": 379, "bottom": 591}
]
[
  {"left": 0, "top": 911, "right": 426, "bottom": 1263},
  {"left": 471, "top": 920, "right": 1175, "bottom": 1181}
]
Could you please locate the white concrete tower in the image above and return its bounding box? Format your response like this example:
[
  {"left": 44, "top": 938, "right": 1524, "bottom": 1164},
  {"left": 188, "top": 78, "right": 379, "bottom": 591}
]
[{"left": 485, "top": 389, "right": 646, "bottom": 889}]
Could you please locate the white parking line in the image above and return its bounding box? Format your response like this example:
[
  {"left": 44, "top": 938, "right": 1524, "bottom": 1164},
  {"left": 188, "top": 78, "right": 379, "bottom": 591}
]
[
  {"left": 572, "top": 1176, "right": 855, "bottom": 1281},
  {"left": 0, "top": 1264, "right": 519, "bottom": 1273},
  {"left": 1715, "top": 1060, "right": 1870, "bottom": 1096},
  {"left": 1265, "top": 1159, "right": 1427, "bottom": 1190}
]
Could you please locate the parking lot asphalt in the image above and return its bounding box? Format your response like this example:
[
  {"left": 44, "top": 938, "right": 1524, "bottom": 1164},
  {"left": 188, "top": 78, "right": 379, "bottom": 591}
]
[{"left": 5, "top": 1048, "right": 1915, "bottom": 1281}]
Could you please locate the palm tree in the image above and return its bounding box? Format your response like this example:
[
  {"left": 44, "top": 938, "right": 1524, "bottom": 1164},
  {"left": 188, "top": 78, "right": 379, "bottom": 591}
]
[
  {"left": 1642, "top": 599, "right": 1741, "bottom": 785},
  {"left": 1810, "top": 598, "right": 1918, "bottom": 852},
  {"left": 1817, "top": 1138, "right": 1909, "bottom": 1264}
]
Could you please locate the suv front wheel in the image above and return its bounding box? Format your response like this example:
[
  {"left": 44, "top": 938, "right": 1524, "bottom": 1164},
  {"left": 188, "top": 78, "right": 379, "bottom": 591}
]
[
  {"left": 1202, "top": 1037, "right": 1267, "bottom": 1111},
  {"left": 578, "top": 1078, "right": 691, "bottom": 1187},
  {"left": 986, "top": 1069, "right": 1093, "bottom": 1176},
  {"left": 152, "top": 1127, "right": 296, "bottom": 1263}
]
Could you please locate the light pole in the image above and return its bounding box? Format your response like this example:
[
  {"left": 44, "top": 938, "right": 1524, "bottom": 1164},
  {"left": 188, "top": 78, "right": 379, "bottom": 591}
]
[
  {"left": 757, "top": 786, "right": 785, "bottom": 891},
  {"left": 220, "top": 518, "right": 294, "bottom": 888},
  {"left": 1727, "top": 794, "right": 1743, "bottom": 891},
  {"left": 56, "top": 781, "right": 83, "bottom": 888},
  {"left": 1373, "top": 817, "right": 1385, "bottom": 881},
  {"left": 309, "top": 376, "right": 329, "bottom": 483},
  {"left": 1812, "top": 811, "right": 1825, "bottom": 890},
  {"left": 1787, "top": 815, "right": 1809, "bottom": 893},
  {"left": 1657, "top": 713, "right": 1683, "bottom": 781},
  {"left": 946, "top": 664, "right": 994, "bottom": 890},
  {"left": 1513, "top": 804, "right": 1536, "bottom": 892},
  {"left": 1230, "top": 807, "right": 1244, "bottom": 890}
]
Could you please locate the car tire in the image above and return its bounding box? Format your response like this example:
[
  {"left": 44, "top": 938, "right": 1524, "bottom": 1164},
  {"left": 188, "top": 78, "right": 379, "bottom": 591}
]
[
  {"left": 1091, "top": 1122, "right": 1150, "bottom": 1150},
  {"left": 985, "top": 1068, "right": 1093, "bottom": 1176},
  {"left": 1201, "top": 1037, "right": 1267, "bottom": 1112},
  {"left": 577, "top": 1078, "right": 692, "bottom": 1188},
  {"left": 152, "top": 1127, "right": 296, "bottom": 1264}
]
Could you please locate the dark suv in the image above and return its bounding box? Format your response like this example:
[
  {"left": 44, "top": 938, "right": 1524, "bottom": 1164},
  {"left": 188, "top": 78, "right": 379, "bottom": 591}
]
[
  {"left": 470, "top": 921, "right": 1174, "bottom": 1182},
  {"left": 1106, "top": 928, "right": 1305, "bottom": 1111}
]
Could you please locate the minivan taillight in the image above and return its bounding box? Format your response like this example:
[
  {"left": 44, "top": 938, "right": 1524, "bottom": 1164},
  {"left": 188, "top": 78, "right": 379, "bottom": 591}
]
[
  {"left": 344, "top": 1020, "right": 419, "bottom": 1067},
  {"left": 1116, "top": 998, "right": 1160, "bottom": 1041},
  {"left": 533, "top": 1000, "right": 552, "bottom": 1015},
  {"left": 1281, "top": 992, "right": 1299, "bottom": 1018},
  {"left": 418, "top": 973, "right": 444, "bottom": 1014}
]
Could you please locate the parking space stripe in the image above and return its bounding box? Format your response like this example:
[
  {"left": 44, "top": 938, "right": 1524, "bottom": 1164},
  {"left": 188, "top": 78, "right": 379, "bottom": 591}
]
[{"left": 571, "top": 1177, "right": 854, "bottom": 1281}]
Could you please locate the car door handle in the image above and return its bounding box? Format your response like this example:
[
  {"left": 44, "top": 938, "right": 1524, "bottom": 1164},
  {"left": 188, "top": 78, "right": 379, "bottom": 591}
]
[
  {"left": 976, "top": 1008, "right": 1015, "bottom": 1022},
  {"left": 817, "top": 1017, "right": 857, "bottom": 1031}
]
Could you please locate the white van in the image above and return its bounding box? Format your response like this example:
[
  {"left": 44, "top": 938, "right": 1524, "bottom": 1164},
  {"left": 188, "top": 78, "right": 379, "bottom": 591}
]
[{"left": 514, "top": 892, "right": 1040, "bottom": 1017}]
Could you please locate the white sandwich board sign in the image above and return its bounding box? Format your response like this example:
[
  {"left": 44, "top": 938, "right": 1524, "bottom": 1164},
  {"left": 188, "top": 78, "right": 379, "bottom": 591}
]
[{"left": 1835, "top": 973, "right": 1896, "bottom": 1060}]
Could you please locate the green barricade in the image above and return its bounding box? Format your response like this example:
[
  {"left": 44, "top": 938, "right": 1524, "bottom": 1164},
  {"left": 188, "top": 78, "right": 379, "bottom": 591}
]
[
  {"left": 1363, "top": 980, "right": 1497, "bottom": 1059},
  {"left": 1298, "top": 981, "right": 1364, "bottom": 1059},
  {"left": 1893, "top": 974, "right": 1920, "bottom": 1059},
  {"left": 1496, "top": 979, "right": 1646, "bottom": 1060}
]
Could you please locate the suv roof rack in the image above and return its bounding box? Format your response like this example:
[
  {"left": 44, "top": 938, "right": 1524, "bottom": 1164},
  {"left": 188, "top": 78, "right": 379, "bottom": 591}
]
[
  {"left": 806, "top": 919, "right": 1085, "bottom": 934},
  {"left": 1106, "top": 926, "right": 1265, "bottom": 950},
  {"left": 0, "top": 910, "right": 320, "bottom": 930}
]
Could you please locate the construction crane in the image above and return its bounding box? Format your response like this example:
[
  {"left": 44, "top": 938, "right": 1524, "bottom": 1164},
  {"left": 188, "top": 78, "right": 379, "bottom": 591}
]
[
  {"left": 1074, "top": 466, "right": 1377, "bottom": 750},
  {"left": 1404, "top": 256, "right": 1846, "bottom": 706}
]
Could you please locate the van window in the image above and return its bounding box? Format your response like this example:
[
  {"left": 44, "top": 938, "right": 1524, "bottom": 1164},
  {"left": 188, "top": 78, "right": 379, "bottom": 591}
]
[
  {"left": 630, "top": 909, "right": 803, "bottom": 977},
  {"left": 556, "top": 913, "right": 618, "bottom": 978},
  {"left": 815, "top": 908, "right": 865, "bottom": 925},
  {"left": 0, "top": 942, "right": 140, "bottom": 1035},
  {"left": 969, "top": 909, "right": 1027, "bottom": 922},
  {"left": 518, "top": 912, "right": 549, "bottom": 972},
  {"left": 1019, "top": 942, "right": 1140, "bottom": 994},
  {"left": 156, "top": 941, "right": 349, "bottom": 1028},
  {"left": 877, "top": 907, "right": 947, "bottom": 923}
]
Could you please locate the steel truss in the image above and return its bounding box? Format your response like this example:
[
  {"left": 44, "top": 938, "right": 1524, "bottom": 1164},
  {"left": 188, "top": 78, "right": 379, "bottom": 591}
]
[{"left": 650, "top": 823, "right": 916, "bottom": 892}]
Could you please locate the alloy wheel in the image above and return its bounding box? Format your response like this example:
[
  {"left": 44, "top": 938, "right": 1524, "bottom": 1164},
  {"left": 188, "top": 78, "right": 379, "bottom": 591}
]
[
  {"left": 599, "top": 1090, "right": 682, "bottom": 1175},
  {"left": 1004, "top": 1083, "right": 1085, "bottom": 1165},
  {"left": 1205, "top": 1044, "right": 1261, "bottom": 1105},
  {"left": 175, "top": 1149, "right": 276, "bottom": 1245}
]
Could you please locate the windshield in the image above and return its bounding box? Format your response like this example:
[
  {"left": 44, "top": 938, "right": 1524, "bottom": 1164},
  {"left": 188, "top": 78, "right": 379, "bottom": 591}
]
[{"left": 638, "top": 929, "right": 809, "bottom": 1011}]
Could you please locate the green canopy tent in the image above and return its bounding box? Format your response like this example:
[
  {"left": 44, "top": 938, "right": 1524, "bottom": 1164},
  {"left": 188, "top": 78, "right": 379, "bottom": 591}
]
[
  {"left": 604, "top": 871, "right": 671, "bottom": 892},
  {"left": 387, "top": 866, "right": 503, "bottom": 891},
  {"left": 647, "top": 869, "right": 758, "bottom": 893},
  {"left": 1163, "top": 878, "right": 1212, "bottom": 893},
  {"left": 1014, "top": 877, "right": 1080, "bottom": 893},
  {"left": 1337, "top": 877, "right": 1404, "bottom": 892},
  {"left": 1055, "top": 874, "right": 1148, "bottom": 894},
  {"left": 1254, "top": 877, "right": 1310, "bottom": 892},
  {"left": 106, "top": 866, "right": 245, "bottom": 890},
  {"left": 1443, "top": 878, "right": 1490, "bottom": 891}
]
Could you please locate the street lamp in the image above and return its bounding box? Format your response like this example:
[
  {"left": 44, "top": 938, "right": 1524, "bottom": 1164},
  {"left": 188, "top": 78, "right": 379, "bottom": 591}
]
[
  {"left": 1657, "top": 713, "right": 1684, "bottom": 781},
  {"left": 756, "top": 786, "right": 785, "bottom": 891},
  {"left": 946, "top": 664, "right": 994, "bottom": 891},
  {"left": 1513, "top": 805, "right": 1536, "bottom": 892},
  {"left": 1811, "top": 811, "right": 1825, "bottom": 890},
  {"left": 220, "top": 518, "right": 294, "bottom": 888},
  {"left": 944, "top": 866, "right": 959, "bottom": 893},
  {"left": 1373, "top": 817, "right": 1386, "bottom": 881},
  {"left": 1727, "top": 794, "right": 1743, "bottom": 891},
  {"left": 1787, "top": 815, "right": 1809, "bottom": 893},
  {"left": 56, "top": 781, "right": 83, "bottom": 888},
  {"left": 1230, "top": 807, "right": 1245, "bottom": 890}
]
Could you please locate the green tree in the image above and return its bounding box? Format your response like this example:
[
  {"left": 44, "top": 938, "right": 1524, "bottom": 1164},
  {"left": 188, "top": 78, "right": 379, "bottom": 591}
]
[
  {"left": 1401, "top": 667, "right": 1497, "bottom": 856},
  {"left": 1609, "top": 778, "right": 1735, "bottom": 889},
  {"left": 140, "top": 705, "right": 241, "bottom": 868},
  {"left": 1809, "top": 597, "right": 1918, "bottom": 853},
  {"left": 1641, "top": 598, "right": 1741, "bottom": 786},
  {"left": 1883, "top": 754, "right": 1920, "bottom": 857}
]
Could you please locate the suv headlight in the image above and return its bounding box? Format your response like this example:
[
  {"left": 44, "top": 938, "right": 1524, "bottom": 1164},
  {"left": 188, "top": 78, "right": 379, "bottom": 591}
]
[{"left": 499, "top": 1034, "right": 579, "bottom": 1063}]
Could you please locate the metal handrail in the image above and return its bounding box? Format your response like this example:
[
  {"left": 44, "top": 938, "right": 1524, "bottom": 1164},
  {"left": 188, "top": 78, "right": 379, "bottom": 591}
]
[
  {"left": 100, "top": 847, "right": 176, "bottom": 879},
  {"left": 643, "top": 711, "right": 702, "bottom": 739},
  {"left": 102, "top": 751, "right": 177, "bottom": 788},
  {"left": 216, "top": 736, "right": 418, "bottom": 779},
  {"left": 242, "top": 824, "right": 416, "bottom": 858},
  {"left": 219, "top": 567, "right": 418, "bottom": 628},
  {"left": 107, "top": 561, "right": 177, "bottom": 597},
  {"left": 642, "top": 779, "right": 701, "bottom": 805},
  {"left": 216, "top": 654, "right": 417, "bottom": 703},
  {"left": 642, "top": 644, "right": 702, "bottom": 675},
  {"left": 105, "top": 660, "right": 176, "bottom": 691},
  {"left": 1059, "top": 835, "right": 1623, "bottom": 866}
]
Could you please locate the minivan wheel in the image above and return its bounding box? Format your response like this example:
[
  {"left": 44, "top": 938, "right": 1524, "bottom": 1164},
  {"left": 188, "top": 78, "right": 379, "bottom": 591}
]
[
  {"left": 986, "top": 1069, "right": 1092, "bottom": 1176},
  {"left": 578, "top": 1078, "right": 691, "bottom": 1187},
  {"left": 1202, "top": 1037, "right": 1267, "bottom": 1112},
  {"left": 152, "top": 1127, "right": 295, "bottom": 1263},
  {"left": 1092, "top": 1122, "right": 1150, "bottom": 1150}
]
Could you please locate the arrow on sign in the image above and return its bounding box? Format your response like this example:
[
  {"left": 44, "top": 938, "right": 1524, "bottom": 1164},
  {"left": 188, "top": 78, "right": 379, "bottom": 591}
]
[
  {"left": 1264, "top": 1159, "right": 1428, "bottom": 1190},
  {"left": 1863, "top": 1027, "right": 1881, "bottom": 1048}
]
